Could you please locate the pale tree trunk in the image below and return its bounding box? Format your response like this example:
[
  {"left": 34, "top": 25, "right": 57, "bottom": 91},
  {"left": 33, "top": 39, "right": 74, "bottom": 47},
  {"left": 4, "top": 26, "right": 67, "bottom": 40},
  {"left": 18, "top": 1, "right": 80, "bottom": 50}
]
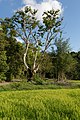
[
  {"left": 24, "top": 41, "right": 32, "bottom": 81},
  {"left": 24, "top": 41, "right": 29, "bottom": 70},
  {"left": 33, "top": 50, "right": 39, "bottom": 75},
  {"left": 23, "top": 41, "right": 39, "bottom": 81},
  {"left": 31, "top": 41, "right": 39, "bottom": 79}
]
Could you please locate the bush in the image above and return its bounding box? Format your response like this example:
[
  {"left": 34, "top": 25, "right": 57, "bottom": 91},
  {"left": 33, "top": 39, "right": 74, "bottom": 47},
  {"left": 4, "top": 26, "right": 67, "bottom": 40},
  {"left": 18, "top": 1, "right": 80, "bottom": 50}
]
[
  {"left": 0, "top": 72, "right": 6, "bottom": 82},
  {"left": 33, "top": 74, "right": 44, "bottom": 85}
]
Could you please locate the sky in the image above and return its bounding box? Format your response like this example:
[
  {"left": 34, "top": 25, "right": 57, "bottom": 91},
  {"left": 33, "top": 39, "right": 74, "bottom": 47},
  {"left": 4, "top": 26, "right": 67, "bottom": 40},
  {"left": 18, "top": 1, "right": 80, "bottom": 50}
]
[{"left": 0, "top": 0, "right": 80, "bottom": 52}]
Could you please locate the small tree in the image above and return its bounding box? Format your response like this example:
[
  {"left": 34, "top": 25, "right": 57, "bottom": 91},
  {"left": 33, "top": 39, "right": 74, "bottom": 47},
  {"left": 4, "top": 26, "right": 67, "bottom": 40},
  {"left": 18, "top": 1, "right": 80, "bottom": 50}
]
[
  {"left": 53, "top": 33, "right": 76, "bottom": 82},
  {"left": 1, "top": 7, "right": 63, "bottom": 81}
]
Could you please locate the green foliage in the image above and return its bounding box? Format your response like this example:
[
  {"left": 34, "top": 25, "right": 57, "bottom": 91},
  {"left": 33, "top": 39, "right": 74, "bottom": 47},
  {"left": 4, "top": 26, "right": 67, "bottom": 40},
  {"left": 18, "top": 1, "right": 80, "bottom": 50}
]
[
  {"left": 0, "top": 7, "right": 63, "bottom": 81},
  {"left": 70, "top": 51, "right": 80, "bottom": 80},
  {"left": 0, "top": 7, "right": 80, "bottom": 82},
  {"left": 0, "top": 81, "right": 61, "bottom": 91},
  {"left": 0, "top": 80, "right": 80, "bottom": 91},
  {"left": 43, "top": 10, "right": 63, "bottom": 31},
  {"left": 39, "top": 53, "right": 53, "bottom": 78},
  {"left": 51, "top": 34, "right": 76, "bottom": 81},
  {"left": 33, "top": 74, "right": 44, "bottom": 85},
  {"left": 0, "top": 31, "right": 9, "bottom": 81},
  {"left": 5, "top": 37, "right": 25, "bottom": 81},
  {"left": 0, "top": 89, "right": 80, "bottom": 119},
  {"left": 0, "top": 25, "right": 25, "bottom": 81}
]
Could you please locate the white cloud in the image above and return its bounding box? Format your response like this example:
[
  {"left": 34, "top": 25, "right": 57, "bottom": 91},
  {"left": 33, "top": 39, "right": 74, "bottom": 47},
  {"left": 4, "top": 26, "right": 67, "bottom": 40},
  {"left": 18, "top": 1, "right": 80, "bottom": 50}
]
[
  {"left": 23, "top": 0, "right": 36, "bottom": 5},
  {"left": 22, "top": 0, "right": 63, "bottom": 21}
]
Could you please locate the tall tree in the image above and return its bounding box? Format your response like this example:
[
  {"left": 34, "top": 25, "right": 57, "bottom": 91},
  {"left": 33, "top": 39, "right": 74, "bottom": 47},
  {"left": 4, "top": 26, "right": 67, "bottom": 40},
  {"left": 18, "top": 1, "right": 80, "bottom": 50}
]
[
  {"left": 0, "top": 26, "right": 8, "bottom": 81},
  {"left": 52, "top": 34, "right": 76, "bottom": 82},
  {"left": 1, "top": 7, "right": 63, "bottom": 81},
  {"left": 5, "top": 37, "right": 25, "bottom": 81}
]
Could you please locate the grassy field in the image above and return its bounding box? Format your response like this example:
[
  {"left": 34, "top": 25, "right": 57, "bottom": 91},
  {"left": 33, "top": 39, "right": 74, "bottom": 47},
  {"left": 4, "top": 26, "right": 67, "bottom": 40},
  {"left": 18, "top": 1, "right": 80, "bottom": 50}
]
[
  {"left": 0, "top": 89, "right": 80, "bottom": 120},
  {"left": 0, "top": 80, "right": 80, "bottom": 91}
]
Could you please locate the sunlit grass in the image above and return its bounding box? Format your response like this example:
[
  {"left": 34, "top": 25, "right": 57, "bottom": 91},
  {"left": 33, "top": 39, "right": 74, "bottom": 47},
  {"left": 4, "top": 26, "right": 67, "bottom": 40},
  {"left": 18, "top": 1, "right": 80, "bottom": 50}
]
[
  {"left": 69, "top": 80, "right": 80, "bottom": 83},
  {"left": 0, "top": 89, "right": 80, "bottom": 119}
]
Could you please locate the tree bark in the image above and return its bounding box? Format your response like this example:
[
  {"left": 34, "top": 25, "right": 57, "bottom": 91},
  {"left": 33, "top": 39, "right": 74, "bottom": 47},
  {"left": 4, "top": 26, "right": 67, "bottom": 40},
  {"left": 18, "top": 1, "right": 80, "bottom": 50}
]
[{"left": 24, "top": 41, "right": 29, "bottom": 70}]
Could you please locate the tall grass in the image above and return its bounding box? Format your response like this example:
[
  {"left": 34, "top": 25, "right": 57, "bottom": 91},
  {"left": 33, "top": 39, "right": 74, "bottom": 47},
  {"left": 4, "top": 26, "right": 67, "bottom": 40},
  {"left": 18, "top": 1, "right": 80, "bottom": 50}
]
[
  {"left": 0, "top": 89, "right": 80, "bottom": 119},
  {"left": 0, "top": 80, "right": 80, "bottom": 92}
]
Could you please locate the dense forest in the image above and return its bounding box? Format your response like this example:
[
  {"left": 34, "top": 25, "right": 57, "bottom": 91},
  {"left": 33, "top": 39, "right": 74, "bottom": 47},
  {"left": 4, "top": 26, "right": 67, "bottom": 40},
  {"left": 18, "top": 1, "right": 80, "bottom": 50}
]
[{"left": 0, "top": 7, "right": 80, "bottom": 82}]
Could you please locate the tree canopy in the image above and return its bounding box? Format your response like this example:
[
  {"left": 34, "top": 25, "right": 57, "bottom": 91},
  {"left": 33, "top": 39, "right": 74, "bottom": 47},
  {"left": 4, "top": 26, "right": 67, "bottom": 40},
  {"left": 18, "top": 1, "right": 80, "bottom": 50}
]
[{"left": 0, "top": 7, "right": 79, "bottom": 82}]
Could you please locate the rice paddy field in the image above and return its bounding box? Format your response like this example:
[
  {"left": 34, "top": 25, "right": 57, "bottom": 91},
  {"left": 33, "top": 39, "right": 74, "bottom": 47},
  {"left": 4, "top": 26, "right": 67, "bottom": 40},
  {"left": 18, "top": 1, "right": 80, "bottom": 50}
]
[{"left": 0, "top": 89, "right": 80, "bottom": 120}]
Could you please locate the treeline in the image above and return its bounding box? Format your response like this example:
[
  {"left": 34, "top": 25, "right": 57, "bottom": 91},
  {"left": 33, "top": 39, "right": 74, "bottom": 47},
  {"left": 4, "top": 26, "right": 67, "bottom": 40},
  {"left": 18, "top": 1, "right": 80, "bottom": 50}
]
[
  {"left": 0, "top": 29, "right": 25, "bottom": 81},
  {"left": 0, "top": 7, "right": 80, "bottom": 82},
  {"left": 0, "top": 27, "right": 80, "bottom": 82}
]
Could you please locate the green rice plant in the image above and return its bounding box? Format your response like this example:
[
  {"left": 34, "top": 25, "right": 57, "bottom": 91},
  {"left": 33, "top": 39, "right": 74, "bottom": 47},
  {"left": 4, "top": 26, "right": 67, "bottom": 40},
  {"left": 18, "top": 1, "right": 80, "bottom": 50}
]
[{"left": 0, "top": 89, "right": 80, "bottom": 120}]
